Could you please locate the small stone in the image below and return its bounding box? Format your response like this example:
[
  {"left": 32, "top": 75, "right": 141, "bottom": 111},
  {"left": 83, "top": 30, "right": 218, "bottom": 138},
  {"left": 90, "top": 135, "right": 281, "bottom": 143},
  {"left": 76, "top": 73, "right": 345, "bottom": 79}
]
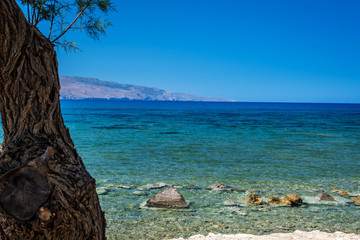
[
  {"left": 223, "top": 200, "right": 238, "bottom": 206},
  {"left": 96, "top": 187, "right": 108, "bottom": 195},
  {"left": 331, "top": 189, "right": 350, "bottom": 197},
  {"left": 132, "top": 191, "right": 148, "bottom": 196},
  {"left": 205, "top": 183, "right": 243, "bottom": 192},
  {"left": 310, "top": 189, "right": 322, "bottom": 192},
  {"left": 185, "top": 185, "right": 201, "bottom": 190},
  {"left": 316, "top": 193, "right": 335, "bottom": 201},
  {"left": 104, "top": 183, "right": 115, "bottom": 188},
  {"left": 146, "top": 187, "right": 189, "bottom": 208},
  {"left": 221, "top": 187, "right": 244, "bottom": 193},
  {"left": 285, "top": 195, "right": 303, "bottom": 206},
  {"left": 136, "top": 182, "right": 168, "bottom": 190},
  {"left": 205, "top": 183, "right": 227, "bottom": 190},
  {"left": 257, "top": 207, "right": 270, "bottom": 212},
  {"left": 247, "top": 190, "right": 260, "bottom": 194},
  {"left": 267, "top": 197, "right": 291, "bottom": 206},
  {"left": 116, "top": 185, "right": 132, "bottom": 189},
  {"left": 238, "top": 210, "right": 248, "bottom": 216},
  {"left": 352, "top": 197, "right": 360, "bottom": 206},
  {"left": 311, "top": 208, "right": 320, "bottom": 213},
  {"left": 205, "top": 221, "right": 228, "bottom": 229},
  {"left": 244, "top": 194, "right": 263, "bottom": 205},
  {"left": 184, "top": 212, "right": 196, "bottom": 216}
]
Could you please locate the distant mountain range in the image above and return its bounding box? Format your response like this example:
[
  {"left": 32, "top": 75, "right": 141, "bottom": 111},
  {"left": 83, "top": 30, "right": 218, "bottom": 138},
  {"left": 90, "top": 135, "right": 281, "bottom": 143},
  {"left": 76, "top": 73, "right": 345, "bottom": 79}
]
[{"left": 60, "top": 76, "right": 233, "bottom": 102}]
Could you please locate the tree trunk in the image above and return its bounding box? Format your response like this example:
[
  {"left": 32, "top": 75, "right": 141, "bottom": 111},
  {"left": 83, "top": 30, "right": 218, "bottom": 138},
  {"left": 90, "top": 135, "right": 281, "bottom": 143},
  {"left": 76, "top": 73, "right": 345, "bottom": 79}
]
[{"left": 0, "top": 1, "right": 106, "bottom": 239}]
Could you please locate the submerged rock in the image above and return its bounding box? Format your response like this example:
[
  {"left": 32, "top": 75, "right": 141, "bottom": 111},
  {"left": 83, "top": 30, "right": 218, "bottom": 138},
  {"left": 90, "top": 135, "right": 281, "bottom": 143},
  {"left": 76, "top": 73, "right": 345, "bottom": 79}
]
[
  {"left": 132, "top": 191, "right": 148, "bottom": 196},
  {"left": 115, "top": 184, "right": 132, "bottom": 189},
  {"left": 223, "top": 200, "right": 239, "bottom": 206},
  {"left": 221, "top": 187, "right": 244, "bottom": 193},
  {"left": 136, "top": 182, "right": 168, "bottom": 191},
  {"left": 244, "top": 194, "right": 263, "bottom": 205},
  {"left": 247, "top": 190, "right": 261, "bottom": 195},
  {"left": 96, "top": 187, "right": 108, "bottom": 195},
  {"left": 103, "top": 183, "right": 117, "bottom": 188},
  {"left": 146, "top": 187, "right": 189, "bottom": 208},
  {"left": 352, "top": 197, "right": 360, "bottom": 206},
  {"left": 206, "top": 183, "right": 226, "bottom": 190},
  {"left": 238, "top": 210, "right": 249, "bottom": 216},
  {"left": 267, "top": 197, "right": 291, "bottom": 206},
  {"left": 316, "top": 193, "right": 335, "bottom": 201},
  {"left": 285, "top": 195, "right": 303, "bottom": 206},
  {"left": 185, "top": 185, "right": 201, "bottom": 190},
  {"left": 205, "top": 183, "right": 244, "bottom": 192},
  {"left": 331, "top": 189, "right": 350, "bottom": 197}
]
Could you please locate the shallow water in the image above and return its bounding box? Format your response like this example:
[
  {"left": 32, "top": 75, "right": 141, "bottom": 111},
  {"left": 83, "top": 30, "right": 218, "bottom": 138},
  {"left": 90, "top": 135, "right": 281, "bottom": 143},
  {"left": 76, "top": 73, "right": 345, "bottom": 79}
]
[{"left": 1, "top": 100, "right": 360, "bottom": 239}]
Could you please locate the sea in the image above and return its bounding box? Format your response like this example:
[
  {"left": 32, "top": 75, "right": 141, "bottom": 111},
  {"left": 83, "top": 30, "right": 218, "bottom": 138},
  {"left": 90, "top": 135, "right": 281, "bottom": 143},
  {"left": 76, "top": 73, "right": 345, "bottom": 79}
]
[{"left": 1, "top": 100, "right": 360, "bottom": 239}]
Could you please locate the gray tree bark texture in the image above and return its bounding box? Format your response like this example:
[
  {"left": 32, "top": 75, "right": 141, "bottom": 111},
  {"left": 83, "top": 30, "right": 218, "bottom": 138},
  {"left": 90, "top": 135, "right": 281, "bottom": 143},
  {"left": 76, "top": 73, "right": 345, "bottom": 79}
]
[{"left": 0, "top": 0, "right": 106, "bottom": 239}]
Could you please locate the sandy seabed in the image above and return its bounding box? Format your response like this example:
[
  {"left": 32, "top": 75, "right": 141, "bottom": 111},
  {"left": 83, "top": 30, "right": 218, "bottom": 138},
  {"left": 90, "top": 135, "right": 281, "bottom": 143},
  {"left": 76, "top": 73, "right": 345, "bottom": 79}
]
[{"left": 168, "top": 230, "right": 360, "bottom": 240}]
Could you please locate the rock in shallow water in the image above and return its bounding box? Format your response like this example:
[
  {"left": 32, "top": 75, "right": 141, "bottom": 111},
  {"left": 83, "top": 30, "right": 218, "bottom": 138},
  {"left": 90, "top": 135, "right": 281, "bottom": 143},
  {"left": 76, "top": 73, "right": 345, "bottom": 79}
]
[
  {"left": 205, "top": 183, "right": 227, "bottom": 190},
  {"left": 205, "top": 183, "right": 244, "bottom": 192},
  {"left": 352, "top": 197, "right": 360, "bottom": 206},
  {"left": 285, "top": 195, "right": 303, "bottom": 206},
  {"left": 184, "top": 185, "right": 201, "bottom": 190},
  {"left": 244, "top": 194, "right": 263, "bottom": 205},
  {"left": 316, "top": 193, "right": 335, "bottom": 201},
  {"left": 146, "top": 187, "right": 189, "bottom": 208},
  {"left": 136, "top": 182, "right": 168, "bottom": 190},
  {"left": 96, "top": 187, "right": 108, "bottom": 195},
  {"left": 132, "top": 191, "right": 149, "bottom": 196},
  {"left": 223, "top": 200, "right": 239, "bottom": 206},
  {"left": 331, "top": 189, "right": 350, "bottom": 197},
  {"left": 267, "top": 197, "right": 291, "bottom": 206}
]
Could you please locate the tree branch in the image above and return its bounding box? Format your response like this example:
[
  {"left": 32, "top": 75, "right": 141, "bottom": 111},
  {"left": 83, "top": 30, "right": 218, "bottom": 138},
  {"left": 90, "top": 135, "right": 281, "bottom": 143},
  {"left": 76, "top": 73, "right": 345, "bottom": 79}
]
[
  {"left": 51, "top": 1, "right": 92, "bottom": 43},
  {"left": 34, "top": 1, "right": 45, "bottom": 27},
  {"left": 32, "top": 4, "right": 36, "bottom": 25},
  {"left": 48, "top": 0, "right": 56, "bottom": 38},
  {"left": 27, "top": 2, "right": 30, "bottom": 22}
]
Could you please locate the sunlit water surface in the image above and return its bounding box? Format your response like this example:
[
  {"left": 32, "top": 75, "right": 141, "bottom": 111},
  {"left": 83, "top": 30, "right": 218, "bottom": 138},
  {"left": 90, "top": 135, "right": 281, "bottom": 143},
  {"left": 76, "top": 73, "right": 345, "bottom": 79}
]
[{"left": 1, "top": 100, "right": 359, "bottom": 239}]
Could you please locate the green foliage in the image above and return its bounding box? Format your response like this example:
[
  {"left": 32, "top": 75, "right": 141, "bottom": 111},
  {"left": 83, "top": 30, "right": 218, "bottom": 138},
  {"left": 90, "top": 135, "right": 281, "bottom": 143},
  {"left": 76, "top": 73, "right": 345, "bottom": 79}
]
[
  {"left": 56, "top": 39, "right": 81, "bottom": 53},
  {"left": 18, "top": 0, "right": 116, "bottom": 52}
]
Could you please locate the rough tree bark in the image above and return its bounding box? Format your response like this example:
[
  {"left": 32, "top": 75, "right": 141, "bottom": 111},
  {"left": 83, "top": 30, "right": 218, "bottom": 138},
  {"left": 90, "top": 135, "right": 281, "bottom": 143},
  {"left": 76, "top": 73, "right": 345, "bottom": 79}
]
[{"left": 0, "top": 0, "right": 106, "bottom": 239}]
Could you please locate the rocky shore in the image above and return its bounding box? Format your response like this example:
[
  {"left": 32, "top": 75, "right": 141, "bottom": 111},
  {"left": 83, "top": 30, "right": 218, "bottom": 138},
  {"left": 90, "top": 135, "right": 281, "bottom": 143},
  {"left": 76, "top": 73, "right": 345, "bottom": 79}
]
[
  {"left": 167, "top": 230, "right": 360, "bottom": 240},
  {"left": 96, "top": 182, "right": 360, "bottom": 208},
  {"left": 98, "top": 182, "right": 360, "bottom": 239}
]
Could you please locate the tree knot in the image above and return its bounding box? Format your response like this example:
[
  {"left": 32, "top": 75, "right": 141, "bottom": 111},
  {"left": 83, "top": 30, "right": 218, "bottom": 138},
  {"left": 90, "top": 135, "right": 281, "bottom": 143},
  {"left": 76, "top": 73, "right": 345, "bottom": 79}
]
[
  {"left": 41, "top": 146, "right": 55, "bottom": 160},
  {"left": 38, "top": 207, "right": 55, "bottom": 226}
]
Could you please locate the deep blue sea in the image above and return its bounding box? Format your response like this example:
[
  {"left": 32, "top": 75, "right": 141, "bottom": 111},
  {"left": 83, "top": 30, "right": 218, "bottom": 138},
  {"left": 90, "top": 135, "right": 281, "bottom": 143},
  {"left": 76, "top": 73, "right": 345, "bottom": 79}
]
[{"left": 1, "top": 100, "right": 360, "bottom": 239}]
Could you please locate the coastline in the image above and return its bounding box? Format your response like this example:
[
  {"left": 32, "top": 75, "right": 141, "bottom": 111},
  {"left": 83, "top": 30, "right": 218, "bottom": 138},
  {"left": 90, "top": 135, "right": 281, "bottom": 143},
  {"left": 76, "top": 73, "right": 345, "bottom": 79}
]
[
  {"left": 168, "top": 230, "right": 360, "bottom": 240},
  {"left": 59, "top": 101, "right": 360, "bottom": 239}
]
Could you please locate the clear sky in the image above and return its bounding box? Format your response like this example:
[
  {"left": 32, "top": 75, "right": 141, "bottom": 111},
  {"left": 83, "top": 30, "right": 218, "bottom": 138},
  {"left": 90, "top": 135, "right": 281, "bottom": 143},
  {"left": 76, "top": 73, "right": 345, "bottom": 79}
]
[{"left": 55, "top": 0, "right": 360, "bottom": 103}]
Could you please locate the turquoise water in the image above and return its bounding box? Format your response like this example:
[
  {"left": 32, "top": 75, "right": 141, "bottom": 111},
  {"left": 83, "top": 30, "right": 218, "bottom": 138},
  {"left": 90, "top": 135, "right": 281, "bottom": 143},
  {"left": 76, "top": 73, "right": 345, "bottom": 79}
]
[{"left": 1, "top": 100, "right": 360, "bottom": 239}]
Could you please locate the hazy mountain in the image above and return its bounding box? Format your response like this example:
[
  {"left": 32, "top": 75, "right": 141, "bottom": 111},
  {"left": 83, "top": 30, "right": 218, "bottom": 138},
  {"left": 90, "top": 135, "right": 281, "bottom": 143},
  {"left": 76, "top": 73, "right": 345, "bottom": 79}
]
[{"left": 60, "top": 76, "right": 233, "bottom": 102}]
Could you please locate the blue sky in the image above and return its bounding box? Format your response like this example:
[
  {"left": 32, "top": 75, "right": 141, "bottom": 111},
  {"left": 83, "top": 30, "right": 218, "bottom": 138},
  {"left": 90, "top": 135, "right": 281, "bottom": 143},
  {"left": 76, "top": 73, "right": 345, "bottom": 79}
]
[{"left": 54, "top": 0, "right": 359, "bottom": 103}]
